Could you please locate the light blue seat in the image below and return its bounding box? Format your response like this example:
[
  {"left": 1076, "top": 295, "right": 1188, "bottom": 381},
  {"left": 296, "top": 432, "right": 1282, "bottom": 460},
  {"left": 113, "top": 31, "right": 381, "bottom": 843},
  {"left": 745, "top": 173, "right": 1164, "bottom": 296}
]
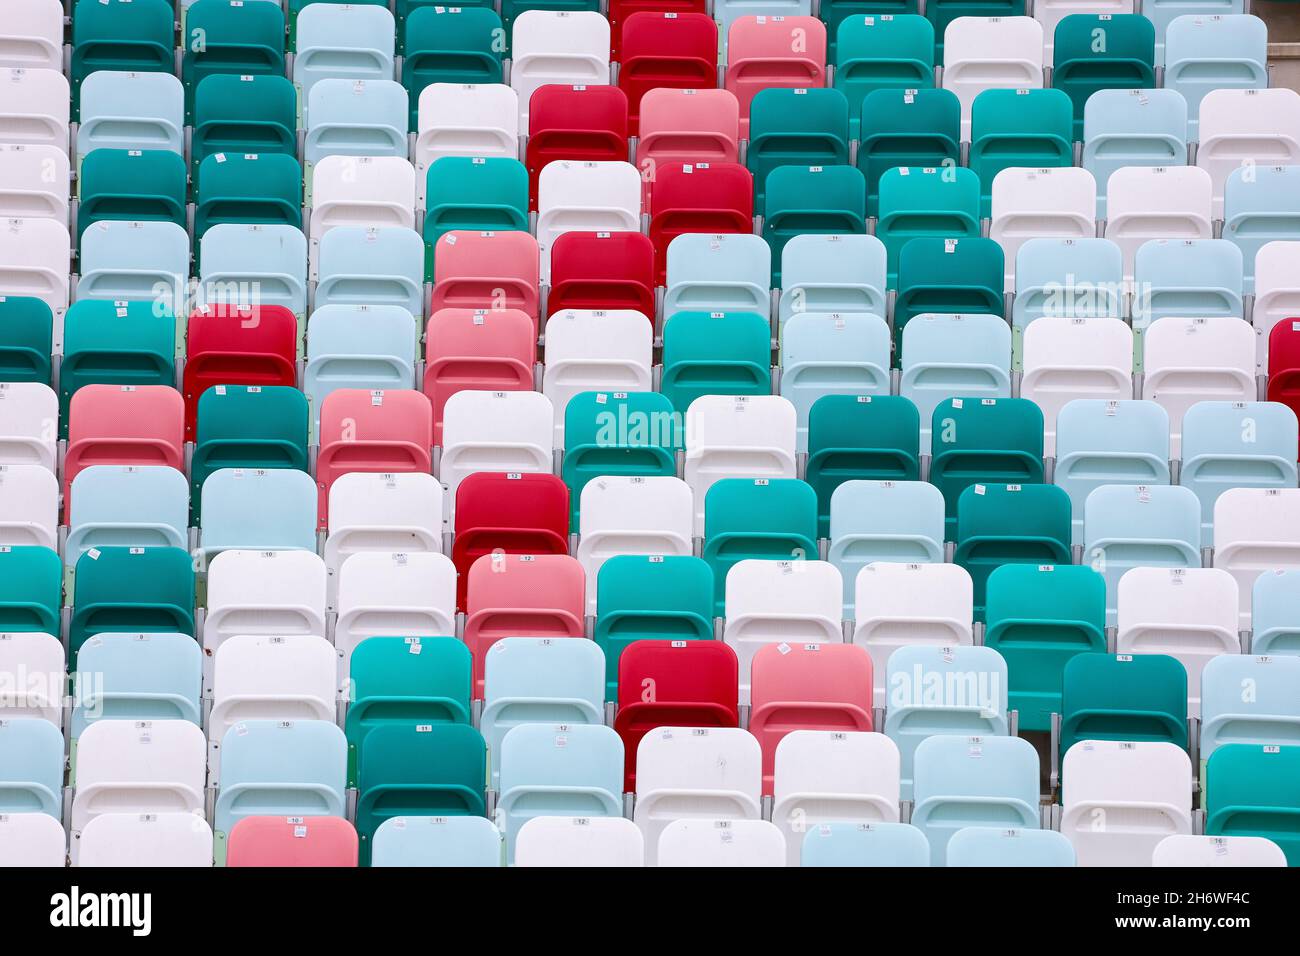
[
  {"left": 199, "top": 224, "right": 309, "bottom": 319},
  {"left": 1147, "top": 0, "right": 1245, "bottom": 65},
  {"left": 947, "top": 826, "right": 1075, "bottom": 866},
  {"left": 304, "top": 305, "right": 419, "bottom": 432},
  {"left": 910, "top": 733, "right": 1040, "bottom": 866},
  {"left": 1224, "top": 165, "right": 1300, "bottom": 295},
  {"left": 780, "top": 313, "right": 891, "bottom": 452},
  {"left": 1200, "top": 653, "right": 1300, "bottom": 761},
  {"left": 663, "top": 234, "right": 772, "bottom": 319},
  {"left": 305, "top": 78, "right": 409, "bottom": 166},
  {"left": 479, "top": 637, "right": 605, "bottom": 790},
  {"left": 76, "top": 70, "right": 185, "bottom": 159},
  {"left": 213, "top": 719, "right": 347, "bottom": 844},
  {"left": 66, "top": 466, "right": 190, "bottom": 566},
  {"left": 1181, "top": 401, "right": 1300, "bottom": 547},
  {"left": 1054, "top": 398, "right": 1172, "bottom": 546},
  {"left": 497, "top": 723, "right": 623, "bottom": 863},
  {"left": 1132, "top": 239, "right": 1243, "bottom": 332},
  {"left": 884, "top": 644, "right": 1009, "bottom": 802},
  {"left": 315, "top": 227, "right": 426, "bottom": 319},
  {"left": 0, "top": 717, "right": 64, "bottom": 816},
  {"left": 1011, "top": 238, "right": 1124, "bottom": 344},
  {"left": 76, "top": 220, "right": 190, "bottom": 309},
  {"left": 1083, "top": 483, "right": 1201, "bottom": 626},
  {"left": 1252, "top": 570, "right": 1300, "bottom": 657},
  {"left": 899, "top": 313, "right": 1012, "bottom": 455},
  {"left": 800, "top": 821, "right": 930, "bottom": 867},
  {"left": 198, "top": 468, "right": 319, "bottom": 556},
  {"left": 777, "top": 234, "right": 888, "bottom": 331},
  {"left": 371, "top": 815, "right": 502, "bottom": 867},
  {"left": 72, "top": 633, "right": 202, "bottom": 736},
  {"left": 828, "top": 480, "right": 945, "bottom": 616},
  {"left": 1082, "top": 89, "right": 1188, "bottom": 219},
  {"left": 1164, "top": 15, "right": 1267, "bottom": 140},
  {"left": 294, "top": 3, "right": 398, "bottom": 99}
]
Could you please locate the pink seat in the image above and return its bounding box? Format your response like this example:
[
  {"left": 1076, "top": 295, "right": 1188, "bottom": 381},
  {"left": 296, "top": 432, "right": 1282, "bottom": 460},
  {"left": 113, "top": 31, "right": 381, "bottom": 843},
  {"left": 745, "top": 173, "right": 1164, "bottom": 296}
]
[
  {"left": 635, "top": 88, "right": 740, "bottom": 206},
  {"left": 316, "top": 389, "right": 434, "bottom": 529},
  {"left": 748, "top": 642, "right": 873, "bottom": 795},
  {"left": 423, "top": 308, "right": 537, "bottom": 446},
  {"left": 226, "top": 816, "right": 358, "bottom": 867},
  {"left": 725, "top": 16, "right": 827, "bottom": 137},
  {"left": 64, "top": 384, "right": 185, "bottom": 521},
  {"left": 428, "top": 230, "right": 541, "bottom": 326},
  {"left": 462, "top": 553, "right": 586, "bottom": 697}
]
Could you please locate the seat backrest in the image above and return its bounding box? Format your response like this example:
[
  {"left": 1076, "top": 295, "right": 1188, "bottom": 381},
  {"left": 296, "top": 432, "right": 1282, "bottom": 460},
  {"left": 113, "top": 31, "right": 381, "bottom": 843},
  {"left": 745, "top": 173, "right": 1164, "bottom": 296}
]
[{"left": 1082, "top": 88, "right": 1187, "bottom": 218}]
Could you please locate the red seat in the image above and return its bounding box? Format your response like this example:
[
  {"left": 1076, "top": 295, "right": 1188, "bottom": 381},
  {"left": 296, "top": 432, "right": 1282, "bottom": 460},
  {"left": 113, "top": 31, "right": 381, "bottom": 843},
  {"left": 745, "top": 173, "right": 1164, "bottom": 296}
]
[
  {"left": 452, "top": 471, "right": 571, "bottom": 610},
  {"left": 526, "top": 84, "right": 630, "bottom": 211},
  {"left": 182, "top": 304, "right": 299, "bottom": 441},
  {"left": 64, "top": 384, "right": 185, "bottom": 521},
  {"left": 546, "top": 231, "right": 656, "bottom": 319},
  {"left": 423, "top": 307, "right": 536, "bottom": 446},
  {"left": 618, "top": 13, "right": 718, "bottom": 136},
  {"left": 429, "top": 230, "right": 540, "bottom": 324},
  {"left": 647, "top": 161, "right": 753, "bottom": 283},
  {"left": 609, "top": 0, "right": 708, "bottom": 59},
  {"left": 316, "top": 389, "right": 433, "bottom": 529},
  {"left": 636, "top": 88, "right": 740, "bottom": 208},
  {"left": 613, "top": 639, "right": 740, "bottom": 791},
  {"left": 725, "top": 15, "right": 827, "bottom": 137},
  {"left": 748, "top": 642, "right": 873, "bottom": 795},
  {"left": 1268, "top": 318, "right": 1300, "bottom": 430},
  {"left": 463, "top": 553, "right": 586, "bottom": 697},
  {"left": 226, "top": 815, "right": 359, "bottom": 867}
]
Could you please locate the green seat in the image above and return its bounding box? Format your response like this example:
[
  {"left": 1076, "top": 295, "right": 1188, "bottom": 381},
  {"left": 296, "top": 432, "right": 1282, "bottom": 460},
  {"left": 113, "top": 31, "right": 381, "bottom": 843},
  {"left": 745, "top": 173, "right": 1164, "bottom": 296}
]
[
  {"left": 1059, "top": 652, "right": 1188, "bottom": 767},
  {"left": 701, "top": 478, "right": 819, "bottom": 615},
  {"left": 857, "top": 88, "right": 961, "bottom": 218},
  {"left": 68, "top": 546, "right": 196, "bottom": 669},
  {"left": 398, "top": 0, "right": 497, "bottom": 53},
  {"left": 355, "top": 723, "right": 487, "bottom": 866},
  {"left": 0, "top": 546, "right": 62, "bottom": 634},
  {"left": 72, "top": 0, "right": 175, "bottom": 118},
  {"left": 876, "top": 166, "right": 981, "bottom": 285},
  {"left": 928, "top": 396, "right": 1044, "bottom": 538},
  {"left": 834, "top": 13, "right": 934, "bottom": 139},
  {"left": 190, "top": 385, "right": 310, "bottom": 522},
  {"left": 345, "top": 636, "right": 472, "bottom": 787},
  {"left": 893, "top": 237, "right": 1004, "bottom": 353},
  {"left": 194, "top": 152, "right": 304, "bottom": 242},
  {"left": 561, "top": 390, "right": 680, "bottom": 527},
  {"left": 77, "top": 149, "right": 188, "bottom": 247},
  {"left": 594, "top": 555, "right": 715, "bottom": 702},
  {"left": 183, "top": 0, "right": 287, "bottom": 123},
  {"left": 192, "top": 74, "right": 298, "bottom": 185},
  {"left": 747, "top": 88, "right": 851, "bottom": 217},
  {"left": 984, "top": 564, "right": 1107, "bottom": 733},
  {"left": 424, "top": 157, "right": 529, "bottom": 277},
  {"left": 660, "top": 311, "right": 772, "bottom": 414},
  {"left": 0, "top": 297, "right": 54, "bottom": 385},
  {"left": 927, "top": 0, "right": 1025, "bottom": 59},
  {"left": 954, "top": 482, "right": 1071, "bottom": 621},
  {"left": 969, "top": 89, "right": 1074, "bottom": 218},
  {"left": 763, "top": 165, "right": 867, "bottom": 286},
  {"left": 805, "top": 395, "right": 921, "bottom": 538},
  {"left": 403, "top": 6, "right": 505, "bottom": 131},
  {"left": 1053, "top": 14, "right": 1156, "bottom": 140},
  {"left": 59, "top": 301, "right": 177, "bottom": 438},
  {"left": 1205, "top": 744, "right": 1300, "bottom": 866}
]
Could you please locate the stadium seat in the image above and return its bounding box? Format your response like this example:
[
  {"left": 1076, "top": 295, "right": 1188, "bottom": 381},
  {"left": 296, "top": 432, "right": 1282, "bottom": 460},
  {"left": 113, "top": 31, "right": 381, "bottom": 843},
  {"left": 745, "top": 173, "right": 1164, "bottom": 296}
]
[
  {"left": 0, "top": 382, "right": 58, "bottom": 472},
  {"left": 778, "top": 233, "right": 887, "bottom": 328},
  {"left": 636, "top": 88, "right": 741, "bottom": 180},
  {"left": 611, "top": 0, "right": 710, "bottom": 57},
  {"left": 781, "top": 314, "right": 891, "bottom": 452},
  {"left": 515, "top": 816, "right": 644, "bottom": 867},
  {"left": 182, "top": 0, "right": 286, "bottom": 122},
  {"left": 78, "top": 812, "right": 210, "bottom": 867},
  {"left": 424, "top": 158, "right": 531, "bottom": 273},
  {"left": 526, "top": 85, "right": 629, "bottom": 209},
  {"left": 648, "top": 163, "right": 754, "bottom": 283},
  {"left": 664, "top": 234, "right": 771, "bottom": 321},
  {"left": 748, "top": 88, "right": 851, "bottom": 216},
  {"left": 0, "top": 631, "right": 63, "bottom": 724},
  {"left": 1252, "top": 569, "right": 1300, "bottom": 656},
  {"left": 304, "top": 79, "right": 410, "bottom": 170},
  {"left": 194, "top": 152, "right": 304, "bottom": 243},
  {"left": 542, "top": 307, "right": 652, "bottom": 438},
  {"left": 183, "top": 306, "right": 298, "bottom": 441},
  {"left": 428, "top": 230, "right": 539, "bottom": 322},
  {"left": 510, "top": 11, "right": 611, "bottom": 129},
  {"left": 0, "top": 546, "right": 62, "bottom": 635},
  {"left": 77, "top": 149, "right": 187, "bottom": 246},
  {"left": 1152, "top": 833, "right": 1287, "bottom": 868},
  {"left": 1165, "top": 14, "right": 1267, "bottom": 140},
  {"left": 537, "top": 161, "right": 641, "bottom": 282},
  {"left": 1200, "top": 654, "right": 1300, "bottom": 766},
  {"left": 0, "top": 68, "right": 69, "bottom": 151},
  {"left": 423, "top": 309, "right": 536, "bottom": 446},
  {"left": 835, "top": 15, "right": 935, "bottom": 140},
  {"left": 943, "top": 16, "right": 1044, "bottom": 140},
  {"left": 196, "top": 468, "right": 318, "bottom": 559},
  {"left": 1137, "top": 244, "right": 1244, "bottom": 349},
  {"left": 76, "top": 71, "right": 185, "bottom": 160},
  {"left": 660, "top": 311, "right": 772, "bottom": 414},
  {"left": 830, "top": 479, "right": 943, "bottom": 614},
  {"left": 1146, "top": 0, "right": 1244, "bottom": 63},
  {"left": 929, "top": 0, "right": 1027, "bottom": 59},
  {"left": 403, "top": 7, "right": 505, "bottom": 131},
  {"left": 0, "top": 0, "right": 64, "bottom": 72},
  {"left": 198, "top": 224, "right": 309, "bottom": 322},
  {"left": 618, "top": 13, "right": 718, "bottom": 134},
  {"left": 1037, "top": 0, "right": 1135, "bottom": 58},
  {"left": 1021, "top": 317, "right": 1133, "bottom": 455},
  {"left": 856, "top": 90, "right": 959, "bottom": 219},
  {"left": 1223, "top": 165, "right": 1300, "bottom": 296},
  {"left": 0, "top": 219, "right": 69, "bottom": 326},
  {"left": 1198, "top": 88, "right": 1300, "bottom": 219},
  {"left": 876, "top": 166, "right": 982, "bottom": 285},
  {"left": 0, "top": 464, "right": 58, "bottom": 550},
  {"left": 0, "top": 715, "right": 63, "bottom": 816},
  {"left": 439, "top": 390, "right": 553, "bottom": 517},
  {"left": 1253, "top": 243, "right": 1300, "bottom": 373},
  {"left": 192, "top": 74, "right": 300, "bottom": 186},
  {"left": 990, "top": 167, "right": 1097, "bottom": 291},
  {"left": 371, "top": 816, "right": 503, "bottom": 868},
  {"left": 895, "top": 236, "right": 1005, "bottom": 351},
  {"left": 801, "top": 821, "right": 930, "bottom": 867},
  {"left": 304, "top": 305, "right": 419, "bottom": 433},
  {"left": 310, "top": 156, "right": 416, "bottom": 279},
  {"left": 1058, "top": 653, "right": 1189, "bottom": 762},
  {"left": 546, "top": 232, "right": 655, "bottom": 319},
  {"left": 66, "top": 466, "right": 189, "bottom": 563},
  {"left": 968, "top": 88, "right": 1073, "bottom": 218},
  {"left": 656, "top": 818, "right": 786, "bottom": 867},
  {"left": 76, "top": 220, "right": 189, "bottom": 314},
  {"left": 725, "top": 15, "right": 827, "bottom": 136},
  {"left": 1082, "top": 89, "right": 1188, "bottom": 219},
  {"left": 1052, "top": 14, "right": 1155, "bottom": 139},
  {"left": 72, "top": 0, "right": 174, "bottom": 116},
  {"left": 226, "top": 816, "right": 356, "bottom": 868},
  {"left": 415, "top": 86, "right": 520, "bottom": 210},
  {"left": 71, "top": 632, "right": 200, "bottom": 738},
  {"left": 762, "top": 165, "right": 867, "bottom": 286},
  {"left": 947, "top": 826, "right": 1075, "bottom": 867},
  {"left": 1213, "top": 488, "right": 1300, "bottom": 628},
  {"left": 294, "top": 3, "right": 397, "bottom": 101},
  {"left": 1204, "top": 743, "right": 1300, "bottom": 865},
  {"left": 0, "top": 297, "right": 54, "bottom": 386},
  {"left": 1105, "top": 167, "right": 1214, "bottom": 287}
]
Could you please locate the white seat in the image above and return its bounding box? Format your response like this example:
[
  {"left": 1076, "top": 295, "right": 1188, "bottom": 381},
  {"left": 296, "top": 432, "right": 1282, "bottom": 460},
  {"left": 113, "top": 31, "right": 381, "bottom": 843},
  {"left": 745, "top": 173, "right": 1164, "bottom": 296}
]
[
  {"left": 334, "top": 550, "right": 458, "bottom": 692},
  {"left": 1021, "top": 317, "right": 1134, "bottom": 457},
  {"left": 0, "top": 631, "right": 64, "bottom": 725},
  {"left": 438, "top": 390, "right": 555, "bottom": 522},
  {"left": 1061, "top": 740, "right": 1193, "bottom": 867},
  {"left": 990, "top": 167, "right": 1097, "bottom": 292},
  {"left": 1213, "top": 487, "right": 1300, "bottom": 628},
  {"left": 0, "top": 463, "right": 58, "bottom": 548},
  {"left": 942, "top": 17, "right": 1044, "bottom": 139},
  {"left": 0, "top": 144, "right": 68, "bottom": 224},
  {"left": 324, "top": 472, "right": 444, "bottom": 612},
  {"left": 1141, "top": 316, "right": 1255, "bottom": 458},
  {"left": 771, "top": 730, "right": 901, "bottom": 866},
  {"left": 1104, "top": 165, "right": 1213, "bottom": 283},
  {"left": 542, "top": 309, "right": 653, "bottom": 446},
  {"left": 1152, "top": 834, "right": 1288, "bottom": 867},
  {"left": 722, "top": 559, "right": 843, "bottom": 705},
  {"left": 0, "top": 811, "right": 65, "bottom": 866},
  {"left": 1117, "top": 567, "right": 1239, "bottom": 718},
  {"left": 514, "top": 815, "right": 644, "bottom": 867},
  {"left": 0, "top": 68, "right": 69, "bottom": 151},
  {"left": 509, "top": 10, "right": 611, "bottom": 130},
  {"left": 1197, "top": 88, "right": 1300, "bottom": 219},
  {"left": 633, "top": 726, "right": 762, "bottom": 866},
  {"left": 536, "top": 161, "right": 641, "bottom": 282},
  {"left": 576, "top": 476, "right": 694, "bottom": 615},
  {"left": 1251, "top": 241, "right": 1300, "bottom": 372},
  {"left": 0, "top": 382, "right": 57, "bottom": 471},
  {"left": 851, "top": 562, "right": 974, "bottom": 704},
  {"left": 308, "top": 155, "right": 416, "bottom": 280},
  {"left": 1035, "top": 0, "right": 1134, "bottom": 59},
  {"left": 656, "top": 818, "right": 786, "bottom": 867},
  {"left": 0, "top": 219, "right": 70, "bottom": 328},
  {"left": 415, "top": 84, "right": 519, "bottom": 210},
  {"left": 77, "top": 812, "right": 213, "bottom": 867},
  {"left": 0, "top": 0, "right": 65, "bottom": 71},
  {"left": 683, "top": 395, "right": 797, "bottom": 536}
]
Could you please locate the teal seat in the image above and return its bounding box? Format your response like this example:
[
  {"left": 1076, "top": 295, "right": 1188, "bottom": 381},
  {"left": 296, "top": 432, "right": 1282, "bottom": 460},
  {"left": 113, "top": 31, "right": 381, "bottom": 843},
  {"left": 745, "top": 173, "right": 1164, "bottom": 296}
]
[
  {"left": 1053, "top": 14, "right": 1156, "bottom": 139},
  {"left": 192, "top": 75, "right": 298, "bottom": 184},
  {"left": 834, "top": 14, "right": 934, "bottom": 139},
  {"left": 701, "top": 478, "right": 819, "bottom": 615},
  {"left": 747, "top": 88, "right": 851, "bottom": 216},
  {"left": 594, "top": 555, "right": 715, "bottom": 703},
  {"left": 984, "top": 564, "right": 1107, "bottom": 733},
  {"left": 876, "top": 166, "right": 981, "bottom": 286},
  {"left": 72, "top": 0, "right": 175, "bottom": 118},
  {"left": 928, "top": 0, "right": 1026, "bottom": 58},
  {"left": 183, "top": 0, "right": 287, "bottom": 123},
  {"left": 1205, "top": 744, "right": 1300, "bottom": 866},
  {"left": 762, "top": 165, "right": 867, "bottom": 286},
  {"left": 77, "top": 149, "right": 188, "bottom": 246},
  {"left": 402, "top": 6, "right": 505, "bottom": 130},
  {"left": 857, "top": 88, "right": 960, "bottom": 218},
  {"left": 424, "top": 157, "right": 529, "bottom": 275},
  {"left": 371, "top": 815, "right": 502, "bottom": 867},
  {"left": 948, "top": 826, "right": 1076, "bottom": 866},
  {"left": 0, "top": 717, "right": 65, "bottom": 816},
  {"left": 0, "top": 297, "right": 54, "bottom": 384},
  {"left": 895, "top": 234, "right": 1005, "bottom": 341},
  {"left": 0, "top": 546, "right": 62, "bottom": 635},
  {"left": 969, "top": 89, "right": 1074, "bottom": 218},
  {"left": 72, "top": 633, "right": 203, "bottom": 736},
  {"left": 660, "top": 311, "right": 772, "bottom": 414},
  {"left": 801, "top": 820, "right": 930, "bottom": 866},
  {"left": 194, "top": 153, "right": 304, "bottom": 241},
  {"left": 1059, "top": 653, "right": 1189, "bottom": 766}
]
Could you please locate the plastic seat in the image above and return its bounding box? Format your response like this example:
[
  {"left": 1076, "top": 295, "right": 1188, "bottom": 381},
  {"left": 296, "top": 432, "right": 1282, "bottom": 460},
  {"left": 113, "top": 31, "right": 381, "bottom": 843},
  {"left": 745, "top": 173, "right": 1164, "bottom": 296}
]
[
  {"left": 990, "top": 167, "right": 1097, "bottom": 292},
  {"left": 1011, "top": 239, "right": 1124, "bottom": 349},
  {"left": 0, "top": 0, "right": 64, "bottom": 72},
  {"left": 66, "top": 466, "right": 189, "bottom": 566},
  {"left": 404, "top": 7, "right": 504, "bottom": 130},
  {"left": 0, "top": 631, "right": 63, "bottom": 724},
  {"left": 371, "top": 815, "right": 502, "bottom": 868},
  {"left": 1082, "top": 89, "right": 1188, "bottom": 219},
  {"left": 414, "top": 85, "right": 520, "bottom": 209},
  {"left": 1198, "top": 88, "right": 1300, "bottom": 219},
  {"left": 717, "top": 0, "right": 815, "bottom": 55},
  {"left": 439, "top": 390, "right": 553, "bottom": 517},
  {"left": 942, "top": 16, "right": 1044, "bottom": 141},
  {"left": 294, "top": 3, "right": 396, "bottom": 102},
  {"left": 0, "top": 382, "right": 58, "bottom": 472},
  {"left": 1204, "top": 744, "right": 1300, "bottom": 865},
  {"left": 648, "top": 163, "right": 754, "bottom": 283},
  {"left": 226, "top": 816, "right": 356, "bottom": 868},
  {"left": 618, "top": 12, "right": 718, "bottom": 134},
  {"left": 76, "top": 71, "right": 184, "bottom": 161},
  {"left": 780, "top": 314, "right": 891, "bottom": 453},
  {"left": 1252, "top": 569, "right": 1300, "bottom": 656},
  {"left": 1021, "top": 317, "right": 1133, "bottom": 455},
  {"left": 194, "top": 152, "right": 304, "bottom": 243},
  {"left": 1037, "top": 0, "right": 1135, "bottom": 60},
  {"left": 662, "top": 233, "right": 770, "bottom": 324},
  {"left": 656, "top": 818, "right": 785, "bottom": 867},
  {"left": 895, "top": 239, "right": 1005, "bottom": 357},
  {"left": 610, "top": 0, "right": 710, "bottom": 58},
  {"left": 1136, "top": 238, "right": 1245, "bottom": 342},
  {"left": 1213, "top": 488, "right": 1300, "bottom": 627},
  {"left": 0, "top": 67, "right": 69, "bottom": 151},
  {"left": 1253, "top": 243, "right": 1300, "bottom": 374},
  {"left": 835, "top": 15, "right": 934, "bottom": 141},
  {"left": 182, "top": 0, "right": 286, "bottom": 122},
  {"left": 660, "top": 311, "right": 772, "bottom": 414},
  {"left": 547, "top": 233, "right": 655, "bottom": 319},
  {"left": 0, "top": 297, "right": 54, "bottom": 386},
  {"left": 75, "top": 221, "right": 189, "bottom": 324},
  {"left": 526, "top": 85, "right": 630, "bottom": 210},
  {"left": 800, "top": 820, "right": 930, "bottom": 867},
  {"left": 1105, "top": 166, "right": 1215, "bottom": 290},
  {"left": 968, "top": 89, "right": 1074, "bottom": 219},
  {"left": 1146, "top": 0, "right": 1244, "bottom": 64},
  {"left": 0, "top": 812, "right": 65, "bottom": 866},
  {"left": 76, "top": 149, "right": 187, "bottom": 247},
  {"left": 748, "top": 88, "right": 851, "bottom": 216},
  {"left": 1052, "top": 14, "right": 1156, "bottom": 139},
  {"left": 635, "top": 88, "right": 741, "bottom": 177},
  {"left": 198, "top": 224, "right": 308, "bottom": 322},
  {"left": 0, "top": 716, "right": 63, "bottom": 816},
  {"left": 876, "top": 166, "right": 981, "bottom": 285},
  {"left": 72, "top": 0, "right": 174, "bottom": 115},
  {"left": 192, "top": 74, "right": 298, "bottom": 188},
  {"left": 948, "top": 826, "right": 1075, "bottom": 867},
  {"left": 304, "top": 305, "right": 419, "bottom": 432},
  {"left": 424, "top": 158, "right": 530, "bottom": 275},
  {"left": 777, "top": 233, "right": 887, "bottom": 329},
  {"left": 509, "top": 11, "right": 611, "bottom": 129},
  {"left": 1153, "top": 833, "right": 1288, "bottom": 868},
  {"left": 929, "top": 0, "right": 1027, "bottom": 59},
  {"left": 0, "top": 464, "right": 58, "bottom": 550},
  {"left": 1200, "top": 654, "right": 1300, "bottom": 765},
  {"left": 514, "top": 816, "right": 643, "bottom": 867},
  {"left": 762, "top": 165, "right": 867, "bottom": 286},
  {"left": 1059, "top": 653, "right": 1189, "bottom": 763},
  {"left": 0, "top": 219, "right": 69, "bottom": 332},
  {"left": 1223, "top": 165, "right": 1300, "bottom": 296},
  {"left": 725, "top": 15, "right": 827, "bottom": 136},
  {"left": 0, "top": 546, "right": 62, "bottom": 635},
  {"left": 1165, "top": 14, "right": 1267, "bottom": 140},
  {"left": 536, "top": 161, "right": 641, "bottom": 283},
  {"left": 304, "top": 79, "right": 409, "bottom": 171},
  {"left": 196, "top": 468, "right": 318, "bottom": 559},
  {"left": 310, "top": 155, "right": 416, "bottom": 278},
  {"left": 428, "top": 230, "right": 539, "bottom": 322}
]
